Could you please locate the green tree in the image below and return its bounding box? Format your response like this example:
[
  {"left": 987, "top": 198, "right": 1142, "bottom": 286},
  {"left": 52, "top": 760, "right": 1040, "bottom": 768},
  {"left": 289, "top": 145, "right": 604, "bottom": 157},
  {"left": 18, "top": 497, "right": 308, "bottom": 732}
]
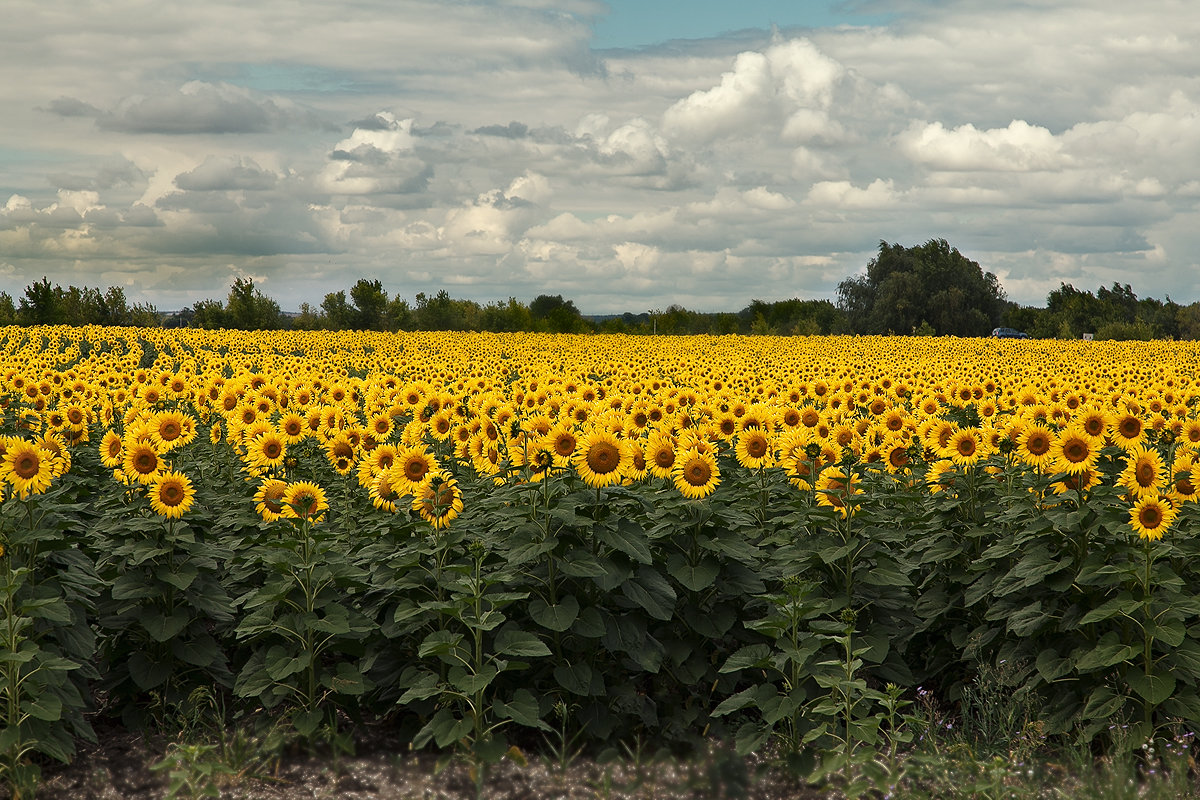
[
  {"left": 18, "top": 277, "right": 59, "bottom": 325},
  {"left": 225, "top": 277, "right": 281, "bottom": 330},
  {"left": 321, "top": 290, "right": 356, "bottom": 330},
  {"left": 349, "top": 278, "right": 388, "bottom": 330},
  {"left": 530, "top": 294, "right": 587, "bottom": 333},
  {"left": 837, "top": 239, "right": 1006, "bottom": 336}
]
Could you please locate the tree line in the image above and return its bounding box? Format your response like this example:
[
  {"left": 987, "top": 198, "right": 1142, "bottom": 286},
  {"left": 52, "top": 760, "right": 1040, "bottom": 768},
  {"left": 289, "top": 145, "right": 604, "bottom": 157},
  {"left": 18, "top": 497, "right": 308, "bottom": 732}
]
[{"left": 5, "top": 240, "right": 1200, "bottom": 338}]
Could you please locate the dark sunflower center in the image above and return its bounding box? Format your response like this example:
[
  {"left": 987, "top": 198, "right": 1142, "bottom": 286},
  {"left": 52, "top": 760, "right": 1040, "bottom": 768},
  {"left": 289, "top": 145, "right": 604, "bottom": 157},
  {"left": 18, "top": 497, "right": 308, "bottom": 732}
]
[
  {"left": 1064, "top": 441, "right": 1087, "bottom": 461},
  {"left": 587, "top": 442, "right": 620, "bottom": 473},
  {"left": 746, "top": 437, "right": 768, "bottom": 458},
  {"left": 14, "top": 453, "right": 39, "bottom": 479},
  {"left": 1136, "top": 463, "right": 1155, "bottom": 486},
  {"left": 1140, "top": 506, "right": 1163, "bottom": 528},
  {"left": 1028, "top": 435, "right": 1050, "bottom": 455},
  {"left": 161, "top": 485, "right": 183, "bottom": 505},
  {"left": 653, "top": 448, "right": 674, "bottom": 469},
  {"left": 684, "top": 460, "right": 710, "bottom": 486},
  {"left": 134, "top": 451, "right": 157, "bottom": 473}
]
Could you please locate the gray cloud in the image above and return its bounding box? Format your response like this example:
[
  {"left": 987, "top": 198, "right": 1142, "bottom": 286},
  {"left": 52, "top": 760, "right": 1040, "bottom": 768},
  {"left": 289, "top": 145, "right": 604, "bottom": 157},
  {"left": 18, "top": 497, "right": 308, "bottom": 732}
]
[
  {"left": 174, "top": 156, "right": 278, "bottom": 191},
  {"left": 98, "top": 82, "right": 323, "bottom": 135}
]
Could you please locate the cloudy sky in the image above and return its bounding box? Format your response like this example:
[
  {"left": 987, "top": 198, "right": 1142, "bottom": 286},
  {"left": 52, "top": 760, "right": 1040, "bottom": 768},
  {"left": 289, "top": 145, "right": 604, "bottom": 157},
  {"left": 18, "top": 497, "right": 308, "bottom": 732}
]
[{"left": 3, "top": 0, "right": 1199, "bottom": 314}]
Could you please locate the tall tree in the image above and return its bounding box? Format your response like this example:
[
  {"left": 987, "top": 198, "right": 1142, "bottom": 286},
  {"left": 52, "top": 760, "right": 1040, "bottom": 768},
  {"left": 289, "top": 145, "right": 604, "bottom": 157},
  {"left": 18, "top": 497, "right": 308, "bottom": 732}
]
[{"left": 837, "top": 239, "right": 1006, "bottom": 336}]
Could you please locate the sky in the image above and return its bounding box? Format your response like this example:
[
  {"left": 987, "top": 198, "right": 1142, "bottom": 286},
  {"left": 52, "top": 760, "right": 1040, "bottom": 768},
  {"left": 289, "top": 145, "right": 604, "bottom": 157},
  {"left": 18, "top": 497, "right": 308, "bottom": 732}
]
[{"left": 2, "top": 0, "right": 1199, "bottom": 315}]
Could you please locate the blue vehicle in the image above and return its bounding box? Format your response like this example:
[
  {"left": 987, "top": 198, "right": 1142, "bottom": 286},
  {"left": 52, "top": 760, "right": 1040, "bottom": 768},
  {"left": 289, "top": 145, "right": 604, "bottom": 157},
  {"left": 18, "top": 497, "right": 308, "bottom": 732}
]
[{"left": 991, "top": 327, "right": 1030, "bottom": 339}]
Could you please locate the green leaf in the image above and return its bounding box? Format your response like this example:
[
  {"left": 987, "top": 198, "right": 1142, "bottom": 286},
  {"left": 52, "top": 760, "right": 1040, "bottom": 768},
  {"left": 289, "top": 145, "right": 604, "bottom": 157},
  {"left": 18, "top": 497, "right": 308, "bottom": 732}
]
[
  {"left": 720, "top": 644, "right": 772, "bottom": 674},
  {"left": 621, "top": 566, "right": 677, "bottom": 621},
  {"left": 292, "top": 709, "right": 323, "bottom": 737},
  {"left": 1006, "top": 600, "right": 1050, "bottom": 636},
  {"left": 494, "top": 627, "right": 551, "bottom": 658},
  {"left": 597, "top": 519, "right": 652, "bottom": 564},
  {"left": 128, "top": 652, "right": 170, "bottom": 690},
  {"left": 328, "top": 662, "right": 368, "bottom": 695},
  {"left": 571, "top": 607, "right": 606, "bottom": 638},
  {"left": 140, "top": 611, "right": 188, "bottom": 642},
  {"left": 28, "top": 692, "right": 64, "bottom": 722},
  {"left": 734, "top": 721, "right": 772, "bottom": 756},
  {"left": 498, "top": 688, "right": 550, "bottom": 730},
  {"left": 1075, "top": 635, "right": 1138, "bottom": 671},
  {"left": 554, "top": 662, "right": 598, "bottom": 696},
  {"left": 1128, "top": 671, "right": 1176, "bottom": 706},
  {"left": 265, "top": 645, "right": 311, "bottom": 681},
  {"left": 1035, "top": 648, "right": 1072, "bottom": 683},
  {"left": 528, "top": 595, "right": 579, "bottom": 632},
  {"left": 1078, "top": 593, "right": 1136, "bottom": 625},
  {"left": 711, "top": 686, "right": 762, "bottom": 717},
  {"left": 418, "top": 630, "right": 464, "bottom": 659},
  {"left": 397, "top": 670, "right": 441, "bottom": 704},
  {"left": 667, "top": 557, "right": 720, "bottom": 592},
  {"left": 449, "top": 664, "right": 498, "bottom": 695}
]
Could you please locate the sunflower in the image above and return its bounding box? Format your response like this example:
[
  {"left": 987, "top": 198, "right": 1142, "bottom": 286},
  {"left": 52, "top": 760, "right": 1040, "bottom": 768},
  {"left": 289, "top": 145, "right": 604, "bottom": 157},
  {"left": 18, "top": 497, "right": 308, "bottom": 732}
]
[
  {"left": 1181, "top": 419, "right": 1200, "bottom": 451},
  {"left": 672, "top": 447, "right": 720, "bottom": 499},
  {"left": 1049, "top": 426, "right": 1099, "bottom": 475},
  {"left": 1051, "top": 466, "right": 1100, "bottom": 497},
  {"left": 1111, "top": 411, "right": 1146, "bottom": 450},
  {"left": 1015, "top": 423, "right": 1055, "bottom": 470},
  {"left": 279, "top": 412, "right": 307, "bottom": 443},
  {"left": 624, "top": 441, "right": 649, "bottom": 483},
  {"left": 945, "top": 428, "right": 984, "bottom": 467},
  {"left": 734, "top": 429, "right": 774, "bottom": 469},
  {"left": 1074, "top": 408, "right": 1110, "bottom": 441},
  {"left": 148, "top": 471, "right": 195, "bottom": 519},
  {"left": 1129, "top": 494, "right": 1176, "bottom": 542},
  {"left": 1120, "top": 445, "right": 1166, "bottom": 499},
  {"left": 283, "top": 480, "right": 328, "bottom": 523},
  {"left": 544, "top": 425, "right": 579, "bottom": 465},
  {"left": 369, "top": 467, "right": 403, "bottom": 512},
  {"left": 645, "top": 431, "right": 677, "bottom": 479},
  {"left": 254, "top": 478, "right": 289, "bottom": 522},
  {"left": 247, "top": 431, "right": 287, "bottom": 470},
  {"left": 925, "top": 459, "right": 956, "bottom": 494},
  {"left": 815, "top": 466, "right": 860, "bottom": 518},
  {"left": 883, "top": 439, "right": 912, "bottom": 474},
  {"left": 99, "top": 429, "right": 124, "bottom": 468},
  {"left": 2, "top": 441, "right": 55, "bottom": 498},
  {"left": 1170, "top": 454, "right": 1200, "bottom": 504},
  {"left": 574, "top": 429, "right": 631, "bottom": 489},
  {"left": 123, "top": 440, "right": 164, "bottom": 485},
  {"left": 413, "top": 471, "right": 463, "bottom": 529},
  {"left": 396, "top": 446, "right": 439, "bottom": 493}
]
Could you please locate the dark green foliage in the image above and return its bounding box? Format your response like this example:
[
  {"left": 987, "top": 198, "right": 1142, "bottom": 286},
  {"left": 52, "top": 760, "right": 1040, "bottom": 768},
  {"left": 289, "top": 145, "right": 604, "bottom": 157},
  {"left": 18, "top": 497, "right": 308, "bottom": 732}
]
[{"left": 837, "top": 239, "right": 1008, "bottom": 336}]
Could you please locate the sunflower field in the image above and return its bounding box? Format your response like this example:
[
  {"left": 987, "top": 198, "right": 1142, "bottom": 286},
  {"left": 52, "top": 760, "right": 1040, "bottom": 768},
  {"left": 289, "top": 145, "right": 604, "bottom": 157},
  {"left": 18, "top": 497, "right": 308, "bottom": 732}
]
[{"left": 4, "top": 326, "right": 1200, "bottom": 796}]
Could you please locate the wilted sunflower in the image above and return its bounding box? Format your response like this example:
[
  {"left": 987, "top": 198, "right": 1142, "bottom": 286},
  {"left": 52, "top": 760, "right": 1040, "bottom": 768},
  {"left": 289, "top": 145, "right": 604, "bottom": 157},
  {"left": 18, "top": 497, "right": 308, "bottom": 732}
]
[
  {"left": 148, "top": 470, "right": 195, "bottom": 519},
  {"left": 574, "top": 429, "right": 631, "bottom": 489},
  {"left": 413, "top": 471, "right": 463, "bottom": 529},
  {"left": 1129, "top": 494, "right": 1175, "bottom": 542},
  {"left": 672, "top": 447, "right": 720, "bottom": 499}
]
